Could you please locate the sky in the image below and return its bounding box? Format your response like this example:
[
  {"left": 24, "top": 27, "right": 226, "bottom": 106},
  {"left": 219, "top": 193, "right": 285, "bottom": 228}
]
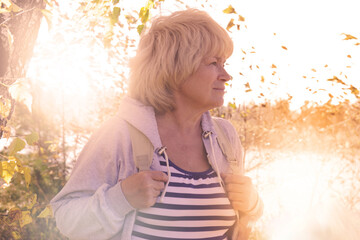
[{"left": 25, "top": 0, "right": 360, "bottom": 126}]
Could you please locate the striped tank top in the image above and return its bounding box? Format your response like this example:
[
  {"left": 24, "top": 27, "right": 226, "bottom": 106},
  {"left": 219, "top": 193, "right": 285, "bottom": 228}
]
[{"left": 131, "top": 159, "right": 236, "bottom": 240}]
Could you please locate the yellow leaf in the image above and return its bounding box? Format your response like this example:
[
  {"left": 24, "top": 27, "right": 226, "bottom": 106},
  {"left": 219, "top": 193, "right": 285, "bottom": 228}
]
[
  {"left": 1, "top": 161, "right": 16, "bottom": 184},
  {"left": 40, "top": 9, "right": 53, "bottom": 30},
  {"left": 226, "top": 19, "right": 235, "bottom": 32},
  {"left": 137, "top": 24, "right": 144, "bottom": 35},
  {"left": 223, "top": 5, "right": 236, "bottom": 14},
  {"left": 23, "top": 167, "right": 31, "bottom": 188},
  {"left": 8, "top": 138, "right": 26, "bottom": 155},
  {"left": 271, "top": 64, "right": 277, "bottom": 68},
  {"left": 38, "top": 205, "right": 53, "bottom": 218},
  {"left": 355, "top": 43, "right": 360, "bottom": 46},
  {"left": 1, "top": 126, "right": 11, "bottom": 139},
  {"left": 238, "top": 14, "right": 245, "bottom": 21},
  {"left": 311, "top": 68, "right": 316, "bottom": 72},
  {"left": 11, "top": 231, "right": 21, "bottom": 240},
  {"left": 347, "top": 54, "right": 351, "bottom": 58},
  {"left": 261, "top": 76, "right": 265, "bottom": 82},
  {"left": 324, "top": 64, "right": 328, "bottom": 67},
  {"left": 20, "top": 211, "right": 32, "bottom": 227},
  {"left": 281, "top": 46, "right": 288, "bottom": 50}
]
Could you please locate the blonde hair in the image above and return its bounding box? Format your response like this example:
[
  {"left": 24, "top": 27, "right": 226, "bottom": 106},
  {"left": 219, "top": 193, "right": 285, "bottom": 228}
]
[{"left": 128, "top": 9, "right": 233, "bottom": 113}]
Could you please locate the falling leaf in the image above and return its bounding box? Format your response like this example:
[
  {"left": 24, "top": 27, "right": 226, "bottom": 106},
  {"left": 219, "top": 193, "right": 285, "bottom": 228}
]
[
  {"left": 355, "top": 43, "right": 360, "bottom": 46},
  {"left": 346, "top": 66, "right": 351, "bottom": 68},
  {"left": 329, "top": 93, "right": 334, "bottom": 98},
  {"left": 256, "top": 65, "right": 259, "bottom": 69},
  {"left": 347, "top": 55, "right": 351, "bottom": 58},
  {"left": 241, "top": 49, "right": 246, "bottom": 54},
  {"left": 245, "top": 89, "right": 252, "bottom": 92},
  {"left": 271, "top": 64, "right": 277, "bottom": 68},
  {"left": 261, "top": 76, "right": 265, "bottom": 82},
  {"left": 303, "top": 76, "right": 307, "bottom": 78},
  {"left": 238, "top": 14, "right": 245, "bottom": 21},
  {"left": 311, "top": 68, "right": 316, "bottom": 72},
  {"left": 226, "top": 19, "right": 235, "bottom": 31},
  {"left": 223, "top": 5, "right": 236, "bottom": 14},
  {"left": 349, "top": 85, "right": 359, "bottom": 96},
  {"left": 324, "top": 64, "right": 328, "bottom": 67},
  {"left": 342, "top": 33, "right": 357, "bottom": 40},
  {"left": 237, "top": 24, "right": 240, "bottom": 30},
  {"left": 272, "top": 71, "right": 276, "bottom": 75},
  {"left": 239, "top": 72, "right": 243, "bottom": 76},
  {"left": 260, "top": 93, "right": 264, "bottom": 97},
  {"left": 327, "top": 76, "right": 346, "bottom": 85},
  {"left": 244, "top": 82, "right": 250, "bottom": 88},
  {"left": 274, "top": 33, "right": 277, "bottom": 36},
  {"left": 249, "top": 65, "right": 252, "bottom": 70},
  {"left": 281, "top": 46, "right": 288, "bottom": 50}
]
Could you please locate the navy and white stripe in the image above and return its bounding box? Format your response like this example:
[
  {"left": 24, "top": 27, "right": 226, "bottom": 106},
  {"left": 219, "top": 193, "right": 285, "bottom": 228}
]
[{"left": 132, "top": 159, "right": 236, "bottom": 239}]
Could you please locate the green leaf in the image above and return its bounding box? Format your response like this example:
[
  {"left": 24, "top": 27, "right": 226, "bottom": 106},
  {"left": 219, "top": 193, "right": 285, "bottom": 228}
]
[
  {"left": 38, "top": 205, "right": 53, "bottom": 218},
  {"left": 8, "top": 138, "right": 26, "bottom": 155},
  {"left": 25, "top": 132, "right": 39, "bottom": 145},
  {"left": 223, "top": 5, "right": 236, "bottom": 14},
  {"left": 137, "top": 24, "right": 144, "bottom": 35}
]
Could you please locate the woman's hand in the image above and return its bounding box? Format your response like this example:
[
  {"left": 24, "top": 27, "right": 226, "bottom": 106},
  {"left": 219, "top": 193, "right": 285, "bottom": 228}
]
[
  {"left": 221, "top": 174, "right": 258, "bottom": 213},
  {"left": 121, "top": 171, "right": 168, "bottom": 209}
]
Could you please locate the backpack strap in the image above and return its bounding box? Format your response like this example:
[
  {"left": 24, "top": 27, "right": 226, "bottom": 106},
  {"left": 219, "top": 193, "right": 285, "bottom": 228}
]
[
  {"left": 212, "top": 118, "right": 241, "bottom": 174},
  {"left": 126, "top": 121, "right": 154, "bottom": 171}
]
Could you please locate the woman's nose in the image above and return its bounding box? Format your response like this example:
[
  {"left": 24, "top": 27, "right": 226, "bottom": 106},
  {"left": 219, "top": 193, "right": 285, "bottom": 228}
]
[{"left": 220, "top": 67, "right": 232, "bottom": 82}]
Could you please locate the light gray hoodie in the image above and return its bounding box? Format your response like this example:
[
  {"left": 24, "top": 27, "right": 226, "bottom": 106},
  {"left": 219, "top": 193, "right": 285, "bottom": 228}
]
[{"left": 50, "top": 96, "right": 259, "bottom": 240}]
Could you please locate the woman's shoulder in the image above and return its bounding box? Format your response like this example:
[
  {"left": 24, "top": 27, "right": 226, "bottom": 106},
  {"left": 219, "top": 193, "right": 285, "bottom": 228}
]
[{"left": 211, "top": 117, "right": 238, "bottom": 138}]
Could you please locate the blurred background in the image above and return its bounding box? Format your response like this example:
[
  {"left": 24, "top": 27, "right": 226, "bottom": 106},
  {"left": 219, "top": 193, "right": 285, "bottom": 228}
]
[{"left": 1, "top": 0, "right": 359, "bottom": 239}]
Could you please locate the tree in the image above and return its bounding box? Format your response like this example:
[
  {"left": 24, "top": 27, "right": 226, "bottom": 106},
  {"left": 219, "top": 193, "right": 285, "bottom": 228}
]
[{"left": 0, "top": 0, "right": 45, "bottom": 137}]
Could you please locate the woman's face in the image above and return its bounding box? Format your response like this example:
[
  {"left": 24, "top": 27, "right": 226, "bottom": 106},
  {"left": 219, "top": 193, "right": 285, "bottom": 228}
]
[{"left": 176, "top": 56, "right": 231, "bottom": 112}]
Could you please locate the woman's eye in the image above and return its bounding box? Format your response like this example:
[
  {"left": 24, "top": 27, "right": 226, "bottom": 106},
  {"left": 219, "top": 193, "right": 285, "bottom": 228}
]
[{"left": 211, "top": 62, "right": 217, "bottom": 65}]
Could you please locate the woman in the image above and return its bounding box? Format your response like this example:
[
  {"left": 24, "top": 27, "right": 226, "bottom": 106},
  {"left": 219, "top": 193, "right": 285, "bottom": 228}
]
[{"left": 51, "top": 9, "right": 263, "bottom": 240}]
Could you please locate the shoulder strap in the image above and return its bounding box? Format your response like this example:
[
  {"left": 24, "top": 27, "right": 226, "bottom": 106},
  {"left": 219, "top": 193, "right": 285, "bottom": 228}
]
[
  {"left": 212, "top": 118, "right": 241, "bottom": 174},
  {"left": 126, "top": 121, "right": 154, "bottom": 171}
]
